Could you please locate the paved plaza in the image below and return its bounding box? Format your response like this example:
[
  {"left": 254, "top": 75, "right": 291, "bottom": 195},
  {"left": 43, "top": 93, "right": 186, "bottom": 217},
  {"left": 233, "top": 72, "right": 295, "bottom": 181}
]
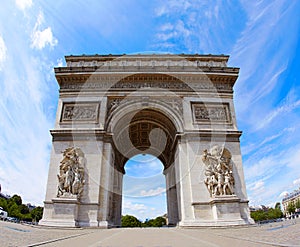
[{"left": 1, "top": 218, "right": 300, "bottom": 247}]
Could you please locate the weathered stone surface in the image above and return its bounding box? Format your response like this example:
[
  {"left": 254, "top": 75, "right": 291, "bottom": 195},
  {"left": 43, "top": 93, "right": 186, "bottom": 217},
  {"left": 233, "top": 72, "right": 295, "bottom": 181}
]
[{"left": 40, "top": 54, "right": 253, "bottom": 228}]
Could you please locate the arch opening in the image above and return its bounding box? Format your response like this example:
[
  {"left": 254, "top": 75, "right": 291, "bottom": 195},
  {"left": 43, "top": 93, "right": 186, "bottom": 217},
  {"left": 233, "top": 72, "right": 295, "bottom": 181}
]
[
  {"left": 112, "top": 108, "right": 179, "bottom": 173},
  {"left": 108, "top": 108, "right": 180, "bottom": 227},
  {"left": 122, "top": 154, "right": 167, "bottom": 223}
]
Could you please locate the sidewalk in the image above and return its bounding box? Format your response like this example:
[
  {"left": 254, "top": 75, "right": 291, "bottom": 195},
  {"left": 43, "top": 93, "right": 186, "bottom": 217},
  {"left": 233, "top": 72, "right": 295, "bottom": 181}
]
[{"left": 1, "top": 218, "right": 299, "bottom": 247}]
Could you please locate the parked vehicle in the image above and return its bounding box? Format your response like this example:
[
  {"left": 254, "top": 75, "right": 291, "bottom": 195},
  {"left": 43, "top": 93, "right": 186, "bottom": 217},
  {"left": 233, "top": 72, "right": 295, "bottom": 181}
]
[
  {"left": 7, "top": 217, "right": 19, "bottom": 223},
  {"left": 0, "top": 207, "right": 8, "bottom": 220}
]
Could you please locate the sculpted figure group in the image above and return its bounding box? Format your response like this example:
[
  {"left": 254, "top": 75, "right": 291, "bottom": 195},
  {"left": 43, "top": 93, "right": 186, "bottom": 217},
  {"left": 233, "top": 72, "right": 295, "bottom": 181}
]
[
  {"left": 202, "top": 145, "right": 235, "bottom": 197},
  {"left": 57, "top": 147, "right": 85, "bottom": 199}
]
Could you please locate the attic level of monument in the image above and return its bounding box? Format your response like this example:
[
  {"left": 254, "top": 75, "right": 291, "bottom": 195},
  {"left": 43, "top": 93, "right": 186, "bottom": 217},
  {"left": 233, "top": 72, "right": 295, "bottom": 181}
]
[
  {"left": 55, "top": 54, "right": 239, "bottom": 94},
  {"left": 55, "top": 54, "right": 239, "bottom": 74}
]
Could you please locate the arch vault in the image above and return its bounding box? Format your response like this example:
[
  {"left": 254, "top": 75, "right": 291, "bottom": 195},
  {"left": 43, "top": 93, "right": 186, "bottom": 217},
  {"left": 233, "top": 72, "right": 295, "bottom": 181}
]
[{"left": 40, "top": 54, "right": 254, "bottom": 227}]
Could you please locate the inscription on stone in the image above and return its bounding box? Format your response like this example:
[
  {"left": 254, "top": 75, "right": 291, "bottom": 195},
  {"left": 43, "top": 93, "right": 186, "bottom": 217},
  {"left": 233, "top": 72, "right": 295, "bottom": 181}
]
[
  {"left": 192, "top": 103, "right": 231, "bottom": 123},
  {"left": 61, "top": 102, "right": 100, "bottom": 123}
]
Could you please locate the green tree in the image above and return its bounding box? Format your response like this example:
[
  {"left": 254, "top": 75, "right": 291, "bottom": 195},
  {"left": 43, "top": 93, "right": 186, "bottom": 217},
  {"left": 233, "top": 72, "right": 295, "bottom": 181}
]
[
  {"left": 20, "top": 213, "right": 32, "bottom": 221},
  {"left": 142, "top": 216, "right": 167, "bottom": 227},
  {"left": 19, "top": 204, "right": 30, "bottom": 214},
  {"left": 287, "top": 201, "right": 296, "bottom": 214},
  {"left": 295, "top": 199, "right": 300, "bottom": 209},
  {"left": 31, "top": 207, "right": 44, "bottom": 222},
  {"left": 0, "top": 198, "right": 8, "bottom": 211},
  {"left": 267, "top": 208, "right": 283, "bottom": 219},
  {"left": 121, "top": 215, "right": 141, "bottom": 227},
  {"left": 250, "top": 210, "right": 267, "bottom": 222},
  {"left": 10, "top": 195, "right": 22, "bottom": 206},
  {"left": 275, "top": 202, "right": 281, "bottom": 210},
  {"left": 7, "top": 202, "right": 21, "bottom": 218}
]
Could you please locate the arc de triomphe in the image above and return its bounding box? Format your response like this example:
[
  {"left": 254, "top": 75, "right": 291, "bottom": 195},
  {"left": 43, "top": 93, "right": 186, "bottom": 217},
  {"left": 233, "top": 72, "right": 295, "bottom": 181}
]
[{"left": 39, "top": 54, "right": 254, "bottom": 227}]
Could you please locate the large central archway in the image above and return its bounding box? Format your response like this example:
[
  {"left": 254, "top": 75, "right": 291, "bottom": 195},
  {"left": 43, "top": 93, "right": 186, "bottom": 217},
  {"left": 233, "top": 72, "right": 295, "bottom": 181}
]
[{"left": 107, "top": 105, "right": 181, "bottom": 226}]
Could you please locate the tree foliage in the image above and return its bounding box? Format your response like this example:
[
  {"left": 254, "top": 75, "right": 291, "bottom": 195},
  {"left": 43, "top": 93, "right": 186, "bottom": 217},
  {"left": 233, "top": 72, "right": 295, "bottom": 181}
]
[
  {"left": 0, "top": 198, "right": 8, "bottom": 211},
  {"left": 287, "top": 201, "right": 296, "bottom": 214},
  {"left": 30, "top": 207, "right": 44, "bottom": 222},
  {"left": 11, "top": 195, "right": 22, "bottom": 206},
  {"left": 0, "top": 194, "right": 43, "bottom": 222},
  {"left": 121, "top": 215, "right": 167, "bottom": 228},
  {"left": 142, "top": 216, "right": 166, "bottom": 227},
  {"left": 250, "top": 203, "right": 283, "bottom": 222},
  {"left": 121, "top": 215, "right": 142, "bottom": 227}
]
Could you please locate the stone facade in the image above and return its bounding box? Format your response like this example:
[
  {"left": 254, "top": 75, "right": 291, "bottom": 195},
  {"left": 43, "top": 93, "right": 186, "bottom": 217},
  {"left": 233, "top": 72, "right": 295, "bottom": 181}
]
[
  {"left": 39, "top": 54, "right": 254, "bottom": 227},
  {"left": 282, "top": 188, "right": 300, "bottom": 217}
]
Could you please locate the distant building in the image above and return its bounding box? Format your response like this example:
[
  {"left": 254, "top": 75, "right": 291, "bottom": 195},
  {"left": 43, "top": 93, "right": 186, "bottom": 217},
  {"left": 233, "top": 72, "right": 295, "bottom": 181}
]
[
  {"left": 27, "top": 203, "right": 36, "bottom": 211},
  {"left": 249, "top": 205, "right": 269, "bottom": 212},
  {"left": 282, "top": 188, "right": 300, "bottom": 217},
  {"left": 0, "top": 184, "right": 10, "bottom": 200}
]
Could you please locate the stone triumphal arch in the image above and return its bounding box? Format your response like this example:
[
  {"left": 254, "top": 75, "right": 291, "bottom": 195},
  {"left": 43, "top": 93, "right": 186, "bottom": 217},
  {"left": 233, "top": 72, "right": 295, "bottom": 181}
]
[{"left": 40, "top": 54, "right": 254, "bottom": 227}]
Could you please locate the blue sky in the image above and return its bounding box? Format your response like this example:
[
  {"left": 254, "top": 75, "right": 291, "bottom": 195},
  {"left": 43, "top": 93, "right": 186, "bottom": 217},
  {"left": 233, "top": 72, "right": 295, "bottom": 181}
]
[{"left": 0, "top": 0, "right": 300, "bottom": 221}]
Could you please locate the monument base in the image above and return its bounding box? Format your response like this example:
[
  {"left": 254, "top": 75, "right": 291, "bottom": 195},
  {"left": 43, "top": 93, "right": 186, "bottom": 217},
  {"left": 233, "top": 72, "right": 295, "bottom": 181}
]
[
  {"left": 211, "top": 195, "right": 243, "bottom": 221},
  {"left": 182, "top": 195, "right": 252, "bottom": 227},
  {"left": 39, "top": 197, "right": 79, "bottom": 228}
]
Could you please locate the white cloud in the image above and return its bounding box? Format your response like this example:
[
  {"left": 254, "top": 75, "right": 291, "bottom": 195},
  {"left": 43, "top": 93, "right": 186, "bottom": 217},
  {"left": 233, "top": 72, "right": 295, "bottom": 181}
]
[
  {"left": 256, "top": 98, "right": 300, "bottom": 131},
  {"left": 31, "top": 12, "right": 58, "bottom": 50},
  {"left": 122, "top": 198, "right": 166, "bottom": 221},
  {"left": 140, "top": 187, "right": 165, "bottom": 197},
  {"left": 0, "top": 5, "right": 57, "bottom": 205},
  {"left": 15, "top": 0, "right": 32, "bottom": 10},
  {"left": 293, "top": 178, "right": 300, "bottom": 186},
  {"left": 232, "top": 1, "right": 300, "bottom": 124},
  {"left": 249, "top": 180, "right": 264, "bottom": 192},
  {"left": 245, "top": 144, "right": 300, "bottom": 207},
  {"left": 244, "top": 156, "right": 279, "bottom": 182},
  {"left": 279, "top": 191, "right": 289, "bottom": 198},
  {"left": 56, "top": 58, "right": 64, "bottom": 67},
  {"left": 154, "top": 0, "right": 192, "bottom": 16},
  {"left": 123, "top": 201, "right": 147, "bottom": 211},
  {"left": 0, "top": 35, "right": 7, "bottom": 70},
  {"left": 125, "top": 154, "right": 164, "bottom": 178}
]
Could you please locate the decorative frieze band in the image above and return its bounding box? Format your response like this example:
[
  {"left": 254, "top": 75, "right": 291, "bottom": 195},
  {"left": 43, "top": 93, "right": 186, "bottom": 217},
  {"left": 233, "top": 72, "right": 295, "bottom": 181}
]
[
  {"left": 107, "top": 97, "right": 183, "bottom": 118},
  {"left": 192, "top": 102, "right": 231, "bottom": 124},
  {"left": 60, "top": 102, "right": 100, "bottom": 123},
  {"left": 58, "top": 78, "right": 233, "bottom": 92}
]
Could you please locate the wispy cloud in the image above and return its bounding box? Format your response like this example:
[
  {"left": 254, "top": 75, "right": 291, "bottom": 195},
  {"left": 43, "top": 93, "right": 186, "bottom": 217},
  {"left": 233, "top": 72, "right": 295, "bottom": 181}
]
[
  {"left": 256, "top": 100, "right": 300, "bottom": 131},
  {"left": 15, "top": 0, "right": 32, "bottom": 11},
  {"left": 31, "top": 12, "right": 58, "bottom": 50},
  {"left": 231, "top": 1, "right": 300, "bottom": 121},
  {"left": 125, "top": 154, "right": 164, "bottom": 178},
  {"left": 140, "top": 187, "right": 165, "bottom": 197},
  {"left": 293, "top": 178, "right": 300, "bottom": 186},
  {"left": 0, "top": 2, "right": 57, "bottom": 205},
  {"left": 153, "top": 0, "right": 246, "bottom": 53},
  {"left": 0, "top": 35, "right": 6, "bottom": 70},
  {"left": 123, "top": 201, "right": 147, "bottom": 211},
  {"left": 122, "top": 197, "right": 166, "bottom": 221},
  {"left": 245, "top": 144, "right": 300, "bottom": 206}
]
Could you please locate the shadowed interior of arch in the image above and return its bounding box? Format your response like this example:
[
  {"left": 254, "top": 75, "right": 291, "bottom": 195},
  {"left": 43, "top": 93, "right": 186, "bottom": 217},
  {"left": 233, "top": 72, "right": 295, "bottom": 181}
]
[
  {"left": 110, "top": 108, "right": 180, "bottom": 226},
  {"left": 122, "top": 154, "right": 167, "bottom": 222}
]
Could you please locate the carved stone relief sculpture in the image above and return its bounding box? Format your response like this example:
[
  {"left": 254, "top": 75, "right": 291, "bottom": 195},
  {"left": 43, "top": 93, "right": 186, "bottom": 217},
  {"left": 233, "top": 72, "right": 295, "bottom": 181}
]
[
  {"left": 57, "top": 147, "right": 85, "bottom": 199},
  {"left": 202, "top": 145, "right": 235, "bottom": 197},
  {"left": 192, "top": 103, "right": 231, "bottom": 124},
  {"left": 61, "top": 103, "right": 100, "bottom": 123}
]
